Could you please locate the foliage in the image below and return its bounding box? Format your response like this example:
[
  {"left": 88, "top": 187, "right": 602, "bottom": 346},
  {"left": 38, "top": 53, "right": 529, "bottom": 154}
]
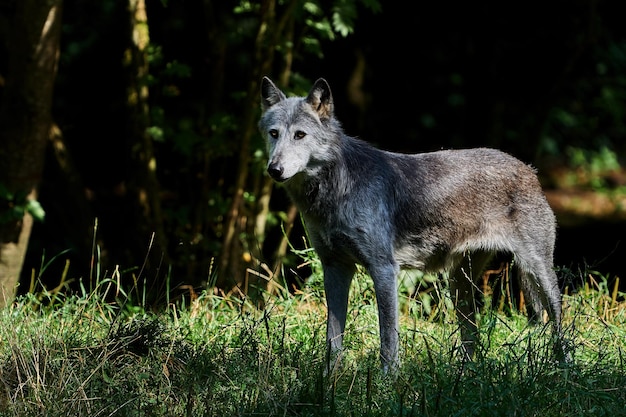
[
  {"left": 0, "top": 184, "right": 45, "bottom": 224},
  {"left": 564, "top": 146, "right": 624, "bottom": 193},
  {"left": 539, "top": 34, "right": 626, "bottom": 161},
  {"left": 1, "top": 263, "right": 625, "bottom": 416},
  {"left": 7, "top": 0, "right": 625, "bottom": 310}
]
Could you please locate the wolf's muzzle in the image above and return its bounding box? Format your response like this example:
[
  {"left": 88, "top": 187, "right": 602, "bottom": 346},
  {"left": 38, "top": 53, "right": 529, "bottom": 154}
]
[{"left": 267, "top": 163, "right": 285, "bottom": 182}]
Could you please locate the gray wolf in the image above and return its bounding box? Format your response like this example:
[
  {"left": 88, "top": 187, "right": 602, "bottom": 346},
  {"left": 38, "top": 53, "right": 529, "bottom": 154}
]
[{"left": 258, "top": 76, "right": 568, "bottom": 372}]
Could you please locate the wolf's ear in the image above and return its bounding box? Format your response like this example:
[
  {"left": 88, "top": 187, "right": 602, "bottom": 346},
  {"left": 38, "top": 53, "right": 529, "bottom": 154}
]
[
  {"left": 260, "top": 77, "right": 287, "bottom": 110},
  {"left": 306, "top": 78, "right": 334, "bottom": 120}
]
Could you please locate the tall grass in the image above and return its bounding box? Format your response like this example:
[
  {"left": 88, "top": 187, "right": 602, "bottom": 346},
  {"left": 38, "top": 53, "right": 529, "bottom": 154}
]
[{"left": 0, "top": 263, "right": 625, "bottom": 416}]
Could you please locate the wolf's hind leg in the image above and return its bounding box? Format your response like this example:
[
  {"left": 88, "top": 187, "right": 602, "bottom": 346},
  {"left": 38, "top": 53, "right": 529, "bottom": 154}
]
[
  {"left": 449, "top": 250, "right": 493, "bottom": 361},
  {"left": 515, "top": 257, "right": 571, "bottom": 363},
  {"left": 515, "top": 266, "right": 545, "bottom": 324}
]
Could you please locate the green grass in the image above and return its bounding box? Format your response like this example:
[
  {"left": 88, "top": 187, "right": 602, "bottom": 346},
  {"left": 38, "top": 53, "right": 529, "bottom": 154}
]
[{"left": 1, "top": 267, "right": 625, "bottom": 416}]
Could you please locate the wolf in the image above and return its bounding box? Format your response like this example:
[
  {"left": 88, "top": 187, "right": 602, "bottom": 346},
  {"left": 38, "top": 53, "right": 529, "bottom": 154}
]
[{"left": 258, "top": 76, "right": 568, "bottom": 372}]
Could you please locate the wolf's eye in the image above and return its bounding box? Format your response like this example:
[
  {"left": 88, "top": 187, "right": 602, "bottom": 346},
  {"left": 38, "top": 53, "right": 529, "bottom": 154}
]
[
  {"left": 269, "top": 129, "right": 278, "bottom": 138},
  {"left": 294, "top": 131, "right": 306, "bottom": 140}
]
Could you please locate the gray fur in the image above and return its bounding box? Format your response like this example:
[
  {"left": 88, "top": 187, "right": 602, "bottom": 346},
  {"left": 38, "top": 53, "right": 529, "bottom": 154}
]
[{"left": 259, "top": 76, "right": 568, "bottom": 372}]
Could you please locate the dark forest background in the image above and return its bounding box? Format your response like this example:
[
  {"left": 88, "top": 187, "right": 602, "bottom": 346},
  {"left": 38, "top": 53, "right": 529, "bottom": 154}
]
[{"left": 1, "top": 0, "right": 625, "bottom": 307}]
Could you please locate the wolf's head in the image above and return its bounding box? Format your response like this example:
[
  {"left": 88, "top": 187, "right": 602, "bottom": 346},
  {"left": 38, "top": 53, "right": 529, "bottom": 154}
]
[{"left": 258, "top": 77, "right": 341, "bottom": 182}]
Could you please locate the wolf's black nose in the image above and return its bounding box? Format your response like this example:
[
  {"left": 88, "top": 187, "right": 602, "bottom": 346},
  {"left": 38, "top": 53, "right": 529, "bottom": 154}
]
[{"left": 267, "top": 164, "right": 284, "bottom": 181}]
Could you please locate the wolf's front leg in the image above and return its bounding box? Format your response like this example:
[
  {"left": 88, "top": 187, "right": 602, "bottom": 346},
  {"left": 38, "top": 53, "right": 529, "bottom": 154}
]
[
  {"left": 370, "top": 263, "right": 400, "bottom": 373},
  {"left": 323, "top": 261, "right": 356, "bottom": 374}
]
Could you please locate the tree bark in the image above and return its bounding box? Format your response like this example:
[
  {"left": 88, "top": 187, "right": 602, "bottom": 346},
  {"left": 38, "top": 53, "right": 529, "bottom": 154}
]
[
  {"left": 0, "top": 0, "right": 63, "bottom": 307},
  {"left": 216, "top": 0, "right": 306, "bottom": 296},
  {"left": 123, "top": 0, "right": 170, "bottom": 293},
  {"left": 216, "top": 0, "right": 277, "bottom": 292}
]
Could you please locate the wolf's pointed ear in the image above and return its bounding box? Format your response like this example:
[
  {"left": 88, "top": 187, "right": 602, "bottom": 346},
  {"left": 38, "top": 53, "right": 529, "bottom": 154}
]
[
  {"left": 306, "top": 78, "right": 334, "bottom": 120},
  {"left": 261, "top": 77, "right": 286, "bottom": 111}
]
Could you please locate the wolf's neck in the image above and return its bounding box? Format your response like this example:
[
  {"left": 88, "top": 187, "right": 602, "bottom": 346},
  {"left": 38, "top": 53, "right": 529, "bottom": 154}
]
[
  {"left": 284, "top": 162, "right": 343, "bottom": 214},
  {"left": 284, "top": 135, "right": 379, "bottom": 216}
]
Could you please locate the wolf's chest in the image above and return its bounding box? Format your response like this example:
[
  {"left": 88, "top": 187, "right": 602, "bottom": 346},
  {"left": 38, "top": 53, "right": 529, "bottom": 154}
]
[
  {"left": 305, "top": 214, "right": 358, "bottom": 245},
  {"left": 303, "top": 210, "right": 393, "bottom": 265}
]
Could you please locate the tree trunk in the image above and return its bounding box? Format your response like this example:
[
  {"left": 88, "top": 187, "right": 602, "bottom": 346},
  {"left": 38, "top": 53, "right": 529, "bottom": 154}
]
[
  {"left": 0, "top": 0, "right": 63, "bottom": 307},
  {"left": 216, "top": 0, "right": 277, "bottom": 292},
  {"left": 217, "top": 0, "right": 305, "bottom": 297},
  {"left": 123, "top": 0, "right": 170, "bottom": 296}
]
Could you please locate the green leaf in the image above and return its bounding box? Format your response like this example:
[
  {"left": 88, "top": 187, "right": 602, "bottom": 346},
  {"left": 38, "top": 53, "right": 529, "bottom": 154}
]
[{"left": 26, "top": 200, "right": 46, "bottom": 222}]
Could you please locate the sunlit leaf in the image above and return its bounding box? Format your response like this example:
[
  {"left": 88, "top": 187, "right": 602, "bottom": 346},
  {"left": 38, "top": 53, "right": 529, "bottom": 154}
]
[{"left": 26, "top": 200, "right": 46, "bottom": 222}]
